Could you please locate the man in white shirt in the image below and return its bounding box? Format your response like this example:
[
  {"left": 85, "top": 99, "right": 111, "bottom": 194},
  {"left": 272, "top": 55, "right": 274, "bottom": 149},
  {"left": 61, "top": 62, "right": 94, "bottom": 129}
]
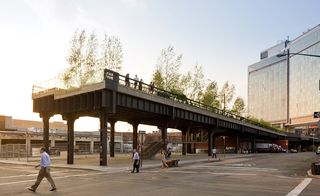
[
  {"left": 212, "top": 147, "right": 217, "bottom": 159},
  {"left": 134, "top": 75, "right": 139, "bottom": 89},
  {"left": 28, "top": 147, "right": 56, "bottom": 192},
  {"left": 131, "top": 149, "right": 140, "bottom": 173}
]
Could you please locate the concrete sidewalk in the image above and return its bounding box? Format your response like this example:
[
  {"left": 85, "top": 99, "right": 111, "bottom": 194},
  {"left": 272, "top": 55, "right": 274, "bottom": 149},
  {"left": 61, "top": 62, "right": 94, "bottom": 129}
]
[{"left": 0, "top": 153, "right": 259, "bottom": 172}]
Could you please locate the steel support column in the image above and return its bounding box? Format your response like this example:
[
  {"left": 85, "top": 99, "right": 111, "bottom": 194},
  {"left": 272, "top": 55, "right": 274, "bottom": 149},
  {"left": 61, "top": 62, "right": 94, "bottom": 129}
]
[
  {"left": 65, "top": 115, "right": 76, "bottom": 165},
  {"left": 132, "top": 122, "right": 138, "bottom": 151},
  {"left": 41, "top": 114, "right": 50, "bottom": 151},
  {"left": 100, "top": 112, "right": 108, "bottom": 166},
  {"left": 110, "top": 120, "right": 116, "bottom": 157},
  {"left": 187, "top": 129, "right": 191, "bottom": 153},
  {"left": 236, "top": 134, "right": 240, "bottom": 154},
  {"left": 251, "top": 136, "right": 256, "bottom": 153},
  {"left": 212, "top": 132, "right": 216, "bottom": 149},
  {"left": 160, "top": 124, "right": 168, "bottom": 149},
  {"left": 182, "top": 130, "right": 187, "bottom": 155},
  {"left": 207, "top": 129, "right": 213, "bottom": 157}
]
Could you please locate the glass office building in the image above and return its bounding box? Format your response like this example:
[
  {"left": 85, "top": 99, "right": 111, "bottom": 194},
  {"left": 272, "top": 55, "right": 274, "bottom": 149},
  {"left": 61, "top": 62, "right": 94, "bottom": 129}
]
[{"left": 248, "top": 25, "right": 320, "bottom": 133}]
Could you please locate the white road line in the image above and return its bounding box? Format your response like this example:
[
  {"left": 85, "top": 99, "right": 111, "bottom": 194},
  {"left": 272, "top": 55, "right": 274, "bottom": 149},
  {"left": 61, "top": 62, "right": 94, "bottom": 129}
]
[
  {"left": 286, "top": 178, "right": 312, "bottom": 196},
  {"left": 0, "top": 172, "right": 104, "bottom": 186},
  {"left": 0, "top": 171, "right": 70, "bottom": 179},
  {"left": 0, "top": 179, "right": 35, "bottom": 186},
  {"left": 188, "top": 165, "right": 278, "bottom": 172},
  {"left": 146, "top": 170, "right": 256, "bottom": 176},
  {"left": 0, "top": 174, "right": 37, "bottom": 179}
]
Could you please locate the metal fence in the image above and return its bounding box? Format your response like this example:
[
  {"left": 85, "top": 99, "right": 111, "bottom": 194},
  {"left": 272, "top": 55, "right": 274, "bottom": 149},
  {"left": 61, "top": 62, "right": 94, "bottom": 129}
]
[{"left": 0, "top": 144, "right": 27, "bottom": 160}]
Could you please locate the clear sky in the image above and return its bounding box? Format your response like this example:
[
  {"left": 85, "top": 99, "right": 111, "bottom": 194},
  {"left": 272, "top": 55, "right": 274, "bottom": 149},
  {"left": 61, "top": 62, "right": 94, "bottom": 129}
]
[{"left": 1, "top": 0, "right": 320, "bottom": 132}]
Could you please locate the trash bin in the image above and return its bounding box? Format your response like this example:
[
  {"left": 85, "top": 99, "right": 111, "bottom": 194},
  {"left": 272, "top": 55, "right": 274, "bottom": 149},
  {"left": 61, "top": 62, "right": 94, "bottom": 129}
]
[{"left": 311, "top": 162, "right": 320, "bottom": 175}]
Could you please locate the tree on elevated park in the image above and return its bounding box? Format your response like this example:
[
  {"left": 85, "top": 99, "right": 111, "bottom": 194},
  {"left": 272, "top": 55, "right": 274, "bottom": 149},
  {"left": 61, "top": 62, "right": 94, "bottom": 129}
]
[
  {"left": 182, "top": 63, "right": 206, "bottom": 102},
  {"left": 231, "top": 97, "right": 245, "bottom": 115},
  {"left": 246, "top": 116, "right": 283, "bottom": 132},
  {"left": 153, "top": 45, "right": 182, "bottom": 92},
  {"left": 218, "top": 81, "right": 235, "bottom": 111},
  {"left": 152, "top": 45, "right": 245, "bottom": 116},
  {"left": 62, "top": 29, "right": 123, "bottom": 88},
  {"left": 200, "top": 80, "right": 220, "bottom": 109}
]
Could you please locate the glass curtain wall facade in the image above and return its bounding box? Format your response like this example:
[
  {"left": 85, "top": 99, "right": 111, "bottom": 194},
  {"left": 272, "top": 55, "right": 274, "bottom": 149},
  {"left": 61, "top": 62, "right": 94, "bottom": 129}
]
[
  {"left": 248, "top": 60, "right": 287, "bottom": 123},
  {"left": 248, "top": 25, "right": 320, "bottom": 132}
]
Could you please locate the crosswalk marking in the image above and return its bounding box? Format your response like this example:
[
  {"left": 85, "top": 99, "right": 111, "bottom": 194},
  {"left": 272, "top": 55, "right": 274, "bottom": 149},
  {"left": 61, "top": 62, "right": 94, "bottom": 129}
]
[
  {"left": 286, "top": 178, "right": 312, "bottom": 196},
  {"left": 145, "top": 170, "right": 257, "bottom": 176},
  {"left": 187, "top": 165, "right": 279, "bottom": 172},
  {"left": 0, "top": 172, "right": 104, "bottom": 186}
]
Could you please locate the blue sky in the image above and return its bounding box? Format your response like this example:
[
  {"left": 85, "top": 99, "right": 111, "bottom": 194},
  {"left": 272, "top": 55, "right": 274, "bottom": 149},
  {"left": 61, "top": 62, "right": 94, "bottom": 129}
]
[{"left": 1, "top": 0, "right": 319, "bottom": 131}]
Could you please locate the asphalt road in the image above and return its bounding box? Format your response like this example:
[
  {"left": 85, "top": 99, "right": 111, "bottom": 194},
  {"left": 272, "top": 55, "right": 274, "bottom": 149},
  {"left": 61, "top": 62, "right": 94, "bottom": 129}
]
[{"left": 0, "top": 152, "right": 319, "bottom": 196}]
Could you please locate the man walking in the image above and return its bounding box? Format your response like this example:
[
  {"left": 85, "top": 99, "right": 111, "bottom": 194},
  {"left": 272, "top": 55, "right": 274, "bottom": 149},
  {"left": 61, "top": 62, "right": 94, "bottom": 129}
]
[
  {"left": 131, "top": 149, "right": 140, "bottom": 173},
  {"left": 212, "top": 147, "right": 217, "bottom": 159},
  {"left": 27, "top": 147, "right": 56, "bottom": 192}
]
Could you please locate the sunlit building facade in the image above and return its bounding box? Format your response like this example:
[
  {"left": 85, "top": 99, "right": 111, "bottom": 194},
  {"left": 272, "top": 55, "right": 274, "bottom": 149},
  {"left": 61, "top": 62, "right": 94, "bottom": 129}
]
[{"left": 248, "top": 25, "right": 320, "bottom": 134}]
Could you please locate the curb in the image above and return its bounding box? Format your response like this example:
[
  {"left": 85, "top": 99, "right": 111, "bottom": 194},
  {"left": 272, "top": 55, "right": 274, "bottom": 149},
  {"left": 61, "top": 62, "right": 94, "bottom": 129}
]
[
  {"left": 306, "top": 169, "right": 320, "bottom": 179},
  {"left": 0, "top": 158, "right": 222, "bottom": 172}
]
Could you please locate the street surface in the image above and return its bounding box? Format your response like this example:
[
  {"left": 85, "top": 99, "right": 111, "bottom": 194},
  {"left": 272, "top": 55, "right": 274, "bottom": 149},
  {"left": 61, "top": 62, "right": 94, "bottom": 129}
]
[{"left": 0, "top": 152, "right": 319, "bottom": 196}]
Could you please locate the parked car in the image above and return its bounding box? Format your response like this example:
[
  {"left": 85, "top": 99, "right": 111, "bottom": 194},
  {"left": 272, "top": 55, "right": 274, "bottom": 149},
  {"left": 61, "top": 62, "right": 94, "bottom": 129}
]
[
  {"left": 290, "top": 149, "right": 298, "bottom": 153},
  {"left": 278, "top": 146, "right": 287, "bottom": 153},
  {"left": 316, "top": 146, "right": 320, "bottom": 155}
]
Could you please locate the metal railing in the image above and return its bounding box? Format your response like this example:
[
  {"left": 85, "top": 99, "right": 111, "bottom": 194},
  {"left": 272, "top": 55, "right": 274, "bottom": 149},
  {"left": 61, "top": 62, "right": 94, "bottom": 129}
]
[
  {"left": 32, "top": 69, "right": 105, "bottom": 97},
  {"left": 114, "top": 71, "right": 283, "bottom": 134}
]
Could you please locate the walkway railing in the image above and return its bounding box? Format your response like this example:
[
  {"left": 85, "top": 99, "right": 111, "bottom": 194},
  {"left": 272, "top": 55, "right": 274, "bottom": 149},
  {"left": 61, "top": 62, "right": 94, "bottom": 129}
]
[{"left": 113, "top": 70, "right": 283, "bottom": 134}]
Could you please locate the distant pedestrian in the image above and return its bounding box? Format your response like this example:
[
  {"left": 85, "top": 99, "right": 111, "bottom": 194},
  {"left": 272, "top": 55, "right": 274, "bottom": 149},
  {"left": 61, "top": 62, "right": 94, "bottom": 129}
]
[
  {"left": 125, "top": 73, "right": 130, "bottom": 87},
  {"left": 138, "top": 79, "right": 143, "bottom": 90},
  {"left": 27, "top": 147, "right": 56, "bottom": 192},
  {"left": 131, "top": 149, "right": 140, "bottom": 173},
  {"left": 149, "top": 82, "right": 154, "bottom": 94},
  {"left": 134, "top": 75, "right": 139, "bottom": 89},
  {"left": 212, "top": 147, "right": 217, "bottom": 159},
  {"left": 161, "top": 149, "right": 168, "bottom": 168},
  {"left": 167, "top": 147, "right": 172, "bottom": 159}
]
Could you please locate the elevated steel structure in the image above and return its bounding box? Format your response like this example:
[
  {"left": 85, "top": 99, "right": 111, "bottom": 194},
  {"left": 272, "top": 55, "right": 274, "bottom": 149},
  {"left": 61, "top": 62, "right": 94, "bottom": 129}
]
[{"left": 32, "top": 69, "right": 317, "bottom": 165}]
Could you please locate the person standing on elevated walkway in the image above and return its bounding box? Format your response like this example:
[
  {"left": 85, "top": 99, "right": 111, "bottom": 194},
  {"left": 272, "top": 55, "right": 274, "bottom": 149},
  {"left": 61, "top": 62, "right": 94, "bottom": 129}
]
[
  {"left": 134, "top": 75, "right": 139, "bottom": 89},
  {"left": 139, "top": 79, "right": 143, "bottom": 90},
  {"left": 125, "top": 73, "right": 130, "bottom": 87}
]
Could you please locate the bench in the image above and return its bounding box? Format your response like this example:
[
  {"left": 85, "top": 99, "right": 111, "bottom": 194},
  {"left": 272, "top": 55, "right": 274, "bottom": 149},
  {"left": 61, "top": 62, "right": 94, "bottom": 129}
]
[{"left": 166, "top": 159, "right": 180, "bottom": 167}]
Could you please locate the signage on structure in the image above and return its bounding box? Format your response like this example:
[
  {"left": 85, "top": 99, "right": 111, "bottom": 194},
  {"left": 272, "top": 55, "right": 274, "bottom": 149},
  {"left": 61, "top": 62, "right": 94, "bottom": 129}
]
[{"left": 314, "top": 112, "right": 320, "bottom": 118}]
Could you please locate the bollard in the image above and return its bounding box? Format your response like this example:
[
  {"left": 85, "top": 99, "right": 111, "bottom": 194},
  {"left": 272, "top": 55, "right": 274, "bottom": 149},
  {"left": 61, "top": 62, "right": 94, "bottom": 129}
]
[
  {"left": 311, "top": 162, "right": 315, "bottom": 175},
  {"left": 311, "top": 162, "right": 320, "bottom": 175},
  {"left": 316, "top": 163, "right": 320, "bottom": 175}
]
